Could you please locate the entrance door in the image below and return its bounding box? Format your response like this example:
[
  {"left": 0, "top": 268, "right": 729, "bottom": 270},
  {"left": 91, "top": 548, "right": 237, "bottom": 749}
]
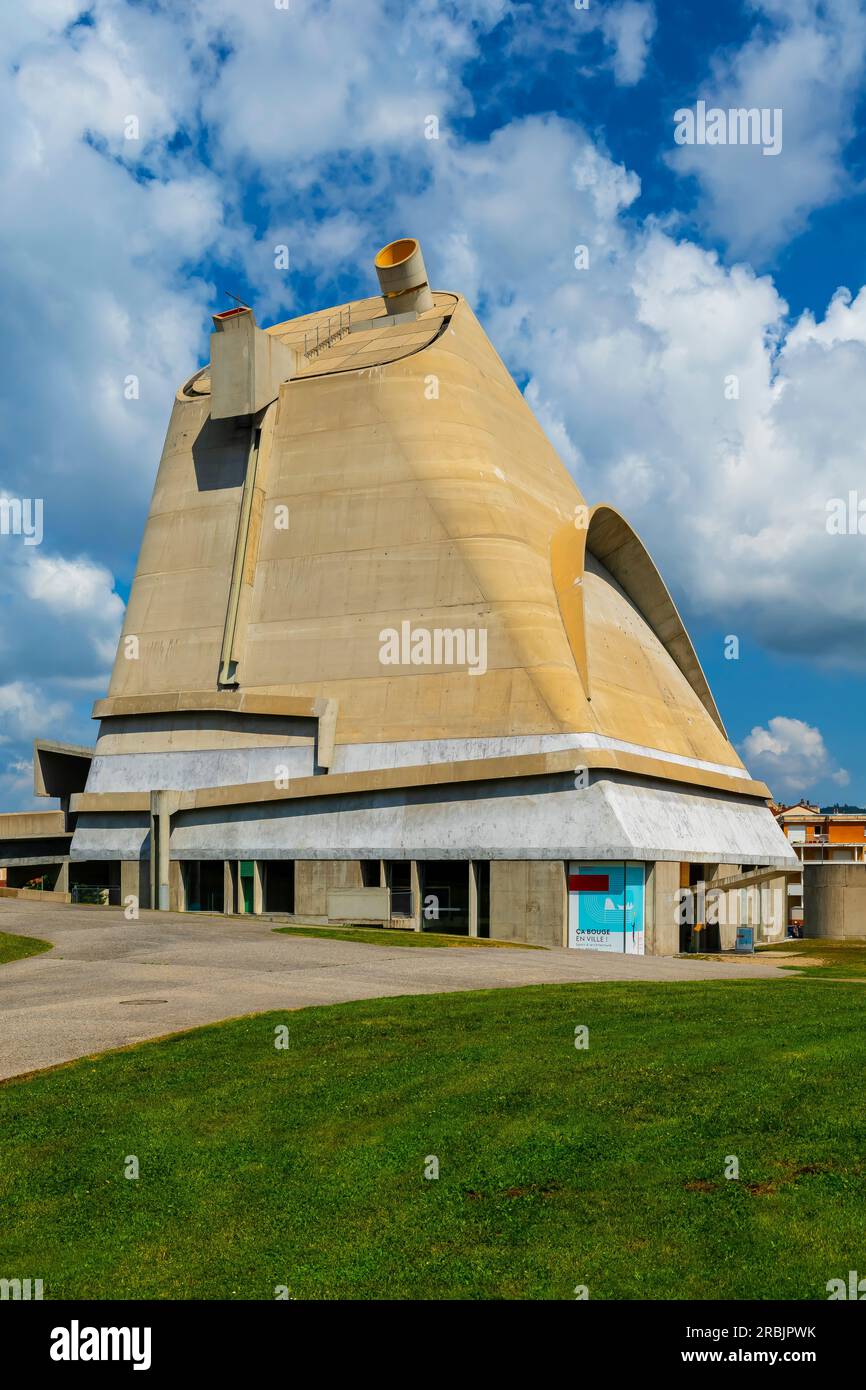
[
  {"left": 568, "top": 862, "right": 645, "bottom": 953},
  {"left": 240, "top": 861, "right": 255, "bottom": 914}
]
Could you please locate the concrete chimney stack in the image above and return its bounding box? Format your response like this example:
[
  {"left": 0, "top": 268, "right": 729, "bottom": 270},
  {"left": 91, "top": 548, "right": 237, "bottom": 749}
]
[{"left": 374, "top": 238, "right": 434, "bottom": 316}]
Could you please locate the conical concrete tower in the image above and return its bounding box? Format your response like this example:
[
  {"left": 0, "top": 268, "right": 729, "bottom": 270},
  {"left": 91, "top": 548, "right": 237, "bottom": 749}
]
[{"left": 69, "top": 238, "right": 795, "bottom": 948}]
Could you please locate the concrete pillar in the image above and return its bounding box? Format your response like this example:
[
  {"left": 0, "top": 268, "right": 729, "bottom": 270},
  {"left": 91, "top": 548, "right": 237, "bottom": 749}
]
[
  {"left": 120, "top": 860, "right": 138, "bottom": 912},
  {"left": 253, "top": 861, "right": 263, "bottom": 914},
  {"left": 148, "top": 805, "right": 157, "bottom": 912},
  {"left": 410, "top": 860, "right": 422, "bottom": 931},
  {"left": 149, "top": 791, "right": 178, "bottom": 912},
  {"left": 236, "top": 860, "right": 245, "bottom": 914},
  {"left": 157, "top": 803, "right": 171, "bottom": 912},
  {"left": 224, "top": 860, "right": 235, "bottom": 915},
  {"left": 646, "top": 860, "right": 681, "bottom": 956},
  {"left": 55, "top": 861, "right": 69, "bottom": 893},
  {"left": 469, "top": 860, "right": 479, "bottom": 937},
  {"left": 561, "top": 859, "right": 568, "bottom": 947},
  {"left": 169, "top": 860, "right": 185, "bottom": 912}
]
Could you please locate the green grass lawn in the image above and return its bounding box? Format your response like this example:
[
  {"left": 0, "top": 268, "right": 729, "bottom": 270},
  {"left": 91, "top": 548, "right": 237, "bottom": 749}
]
[
  {"left": 0, "top": 931, "right": 52, "bottom": 965},
  {"left": 1, "top": 978, "right": 865, "bottom": 1299},
  {"left": 762, "top": 937, "right": 866, "bottom": 979},
  {"left": 273, "top": 924, "right": 539, "bottom": 948}
]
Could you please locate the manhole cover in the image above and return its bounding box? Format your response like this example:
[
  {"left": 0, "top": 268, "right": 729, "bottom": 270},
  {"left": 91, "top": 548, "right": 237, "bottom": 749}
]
[{"left": 119, "top": 999, "right": 169, "bottom": 1005}]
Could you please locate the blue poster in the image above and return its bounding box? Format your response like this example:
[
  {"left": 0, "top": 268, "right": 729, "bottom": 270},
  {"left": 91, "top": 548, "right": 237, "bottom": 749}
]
[{"left": 568, "top": 862, "right": 645, "bottom": 953}]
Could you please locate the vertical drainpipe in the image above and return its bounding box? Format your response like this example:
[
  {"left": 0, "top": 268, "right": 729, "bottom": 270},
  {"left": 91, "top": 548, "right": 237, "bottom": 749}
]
[{"left": 218, "top": 421, "right": 262, "bottom": 687}]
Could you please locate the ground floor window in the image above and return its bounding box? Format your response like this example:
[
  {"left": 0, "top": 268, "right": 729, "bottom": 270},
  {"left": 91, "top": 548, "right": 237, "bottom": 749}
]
[
  {"left": 567, "top": 861, "right": 645, "bottom": 954},
  {"left": 69, "top": 860, "right": 121, "bottom": 907},
  {"left": 383, "top": 861, "right": 412, "bottom": 918}
]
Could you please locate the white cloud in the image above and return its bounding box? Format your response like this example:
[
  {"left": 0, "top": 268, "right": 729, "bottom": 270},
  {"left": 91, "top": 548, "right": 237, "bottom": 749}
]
[
  {"left": 388, "top": 113, "right": 866, "bottom": 667},
  {"left": 0, "top": 682, "right": 71, "bottom": 744},
  {"left": 600, "top": 2, "right": 657, "bottom": 86},
  {"left": 666, "top": 0, "right": 866, "bottom": 257},
  {"left": 194, "top": 0, "right": 502, "bottom": 175},
  {"left": 742, "top": 716, "right": 849, "bottom": 797},
  {"left": 21, "top": 554, "right": 125, "bottom": 667}
]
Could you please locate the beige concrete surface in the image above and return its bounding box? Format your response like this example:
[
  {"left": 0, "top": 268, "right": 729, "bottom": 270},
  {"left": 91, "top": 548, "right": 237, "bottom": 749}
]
[
  {"left": 805, "top": 863, "right": 866, "bottom": 939},
  {"left": 0, "top": 898, "right": 791, "bottom": 1082},
  {"left": 102, "top": 280, "right": 751, "bottom": 767}
]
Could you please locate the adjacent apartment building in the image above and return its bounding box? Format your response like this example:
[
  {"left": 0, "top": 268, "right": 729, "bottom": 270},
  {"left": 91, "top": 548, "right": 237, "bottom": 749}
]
[{"left": 774, "top": 801, "right": 866, "bottom": 929}]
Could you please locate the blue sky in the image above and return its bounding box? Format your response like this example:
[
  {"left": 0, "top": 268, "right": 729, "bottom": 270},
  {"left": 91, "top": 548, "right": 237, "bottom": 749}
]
[{"left": 1, "top": 0, "right": 865, "bottom": 809}]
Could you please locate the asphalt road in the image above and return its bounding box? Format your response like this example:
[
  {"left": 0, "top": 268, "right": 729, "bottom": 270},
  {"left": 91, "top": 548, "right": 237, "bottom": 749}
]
[{"left": 0, "top": 899, "right": 789, "bottom": 1081}]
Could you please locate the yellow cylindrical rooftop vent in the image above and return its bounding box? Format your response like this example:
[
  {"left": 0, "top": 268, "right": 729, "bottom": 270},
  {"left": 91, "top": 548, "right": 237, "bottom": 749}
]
[{"left": 374, "top": 237, "right": 434, "bottom": 315}]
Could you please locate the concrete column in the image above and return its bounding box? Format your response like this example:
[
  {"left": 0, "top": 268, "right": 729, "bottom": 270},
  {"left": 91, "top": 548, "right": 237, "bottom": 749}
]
[
  {"left": 379, "top": 859, "right": 386, "bottom": 887},
  {"left": 149, "top": 791, "right": 178, "bottom": 912},
  {"left": 120, "top": 860, "right": 138, "bottom": 912},
  {"left": 236, "top": 860, "right": 244, "bottom": 914},
  {"left": 148, "top": 805, "right": 157, "bottom": 912},
  {"left": 469, "top": 860, "right": 479, "bottom": 937},
  {"left": 169, "top": 860, "right": 185, "bottom": 913},
  {"left": 157, "top": 804, "right": 171, "bottom": 912},
  {"left": 55, "top": 861, "right": 70, "bottom": 893},
  {"left": 410, "top": 860, "right": 422, "bottom": 931},
  {"left": 561, "top": 859, "right": 568, "bottom": 947},
  {"left": 224, "top": 860, "right": 235, "bottom": 915},
  {"left": 647, "top": 861, "right": 681, "bottom": 956},
  {"left": 253, "top": 861, "right": 263, "bottom": 914}
]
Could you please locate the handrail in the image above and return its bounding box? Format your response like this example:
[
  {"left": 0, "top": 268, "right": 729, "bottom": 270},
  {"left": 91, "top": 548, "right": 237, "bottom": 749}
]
[{"left": 303, "top": 304, "right": 352, "bottom": 359}]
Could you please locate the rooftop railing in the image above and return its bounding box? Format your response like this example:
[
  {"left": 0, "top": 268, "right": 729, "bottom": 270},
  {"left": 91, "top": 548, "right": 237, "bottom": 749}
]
[{"left": 303, "top": 305, "right": 352, "bottom": 360}]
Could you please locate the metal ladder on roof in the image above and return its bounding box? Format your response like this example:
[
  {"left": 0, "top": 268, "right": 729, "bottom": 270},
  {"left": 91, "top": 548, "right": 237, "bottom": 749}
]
[{"left": 303, "top": 304, "right": 352, "bottom": 360}]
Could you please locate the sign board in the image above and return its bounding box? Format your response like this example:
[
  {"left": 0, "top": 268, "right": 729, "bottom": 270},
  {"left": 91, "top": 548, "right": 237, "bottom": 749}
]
[
  {"left": 568, "top": 862, "right": 645, "bottom": 954},
  {"left": 327, "top": 886, "right": 390, "bottom": 922}
]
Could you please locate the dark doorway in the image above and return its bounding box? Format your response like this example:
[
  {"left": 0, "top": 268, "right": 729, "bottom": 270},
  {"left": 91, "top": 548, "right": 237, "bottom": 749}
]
[
  {"left": 183, "top": 860, "right": 225, "bottom": 913},
  {"left": 263, "top": 860, "right": 294, "bottom": 914},
  {"left": 422, "top": 861, "right": 470, "bottom": 934},
  {"left": 477, "top": 861, "right": 490, "bottom": 938}
]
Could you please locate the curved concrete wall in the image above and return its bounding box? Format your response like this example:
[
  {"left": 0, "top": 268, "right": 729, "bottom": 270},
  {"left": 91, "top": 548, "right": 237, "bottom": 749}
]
[{"left": 104, "top": 291, "right": 749, "bottom": 778}]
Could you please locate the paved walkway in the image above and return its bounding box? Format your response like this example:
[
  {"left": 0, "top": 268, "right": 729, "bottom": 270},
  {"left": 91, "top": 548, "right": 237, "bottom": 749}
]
[{"left": 0, "top": 899, "right": 789, "bottom": 1081}]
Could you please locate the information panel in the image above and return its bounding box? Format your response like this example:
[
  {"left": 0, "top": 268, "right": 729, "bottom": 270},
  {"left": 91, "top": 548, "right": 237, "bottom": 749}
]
[{"left": 568, "top": 861, "right": 645, "bottom": 953}]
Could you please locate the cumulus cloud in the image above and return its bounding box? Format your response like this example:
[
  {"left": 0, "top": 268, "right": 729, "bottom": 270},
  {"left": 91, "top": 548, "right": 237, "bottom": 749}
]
[
  {"left": 600, "top": 2, "right": 657, "bottom": 86},
  {"left": 666, "top": 0, "right": 866, "bottom": 257},
  {"left": 21, "top": 554, "right": 125, "bottom": 665},
  {"left": 0, "top": 682, "right": 71, "bottom": 744},
  {"left": 506, "top": 0, "right": 656, "bottom": 87},
  {"left": 742, "top": 716, "right": 849, "bottom": 798},
  {"left": 387, "top": 113, "right": 866, "bottom": 668}
]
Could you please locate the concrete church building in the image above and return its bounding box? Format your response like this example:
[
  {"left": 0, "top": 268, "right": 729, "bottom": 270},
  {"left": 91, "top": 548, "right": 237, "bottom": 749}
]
[{"left": 1, "top": 238, "right": 796, "bottom": 951}]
